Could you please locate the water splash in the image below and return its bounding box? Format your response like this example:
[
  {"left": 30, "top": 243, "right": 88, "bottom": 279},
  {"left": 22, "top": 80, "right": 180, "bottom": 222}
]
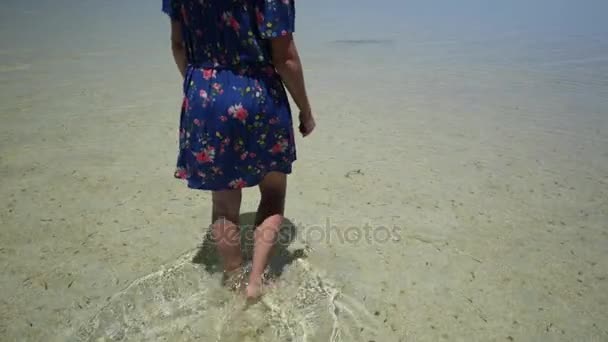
[{"left": 67, "top": 249, "right": 388, "bottom": 342}]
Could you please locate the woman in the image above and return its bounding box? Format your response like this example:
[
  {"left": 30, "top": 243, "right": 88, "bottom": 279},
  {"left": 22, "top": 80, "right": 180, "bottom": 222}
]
[{"left": 162, "top": 0, "right": 315, "bottom": 300}]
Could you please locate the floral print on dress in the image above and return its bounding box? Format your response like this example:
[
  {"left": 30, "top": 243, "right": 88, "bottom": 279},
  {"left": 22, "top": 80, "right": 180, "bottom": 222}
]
[{"left": 163, "top": 0, "right": 297, "bottom": 191}]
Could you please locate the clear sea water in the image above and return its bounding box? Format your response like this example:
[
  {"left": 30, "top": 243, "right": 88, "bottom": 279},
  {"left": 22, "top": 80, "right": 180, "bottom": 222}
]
[{"left": 1, "top": 0, "right": 607, "bottom": 341}]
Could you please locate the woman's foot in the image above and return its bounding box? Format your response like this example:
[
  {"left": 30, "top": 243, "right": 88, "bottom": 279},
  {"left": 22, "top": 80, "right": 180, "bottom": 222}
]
[{"left": 245, "top": 279, "right": 263, "bottom": 300}]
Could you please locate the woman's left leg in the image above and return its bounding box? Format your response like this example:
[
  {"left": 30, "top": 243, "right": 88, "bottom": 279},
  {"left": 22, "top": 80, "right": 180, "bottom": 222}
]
[{"left": 211, "top": 189, "right": 243, "bottom": 274}]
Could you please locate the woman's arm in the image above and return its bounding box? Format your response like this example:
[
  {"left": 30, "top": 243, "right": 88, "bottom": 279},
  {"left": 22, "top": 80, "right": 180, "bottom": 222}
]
[
  {"left": 170, "top": 21, "right": 187, "bottom": 78},
  {"left": 271, "top": 34, "right": 315, "bottom": 136},
  {"left": 271, "top": 34, "right": 310, "bottom": 114}
]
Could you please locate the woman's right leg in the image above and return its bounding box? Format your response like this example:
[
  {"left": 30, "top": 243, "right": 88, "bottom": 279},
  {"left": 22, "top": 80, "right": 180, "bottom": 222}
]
[
  {"left": 247, "top": 172, "right": 287, "bottom": 299},
  {"left": 211, "top": 189, "right": 243, "bottom": 273}
]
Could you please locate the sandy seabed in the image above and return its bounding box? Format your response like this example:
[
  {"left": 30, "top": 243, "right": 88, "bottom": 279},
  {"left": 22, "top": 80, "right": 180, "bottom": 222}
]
[{"left": 1, "top": 12, "right": 608, "bottom": 342}]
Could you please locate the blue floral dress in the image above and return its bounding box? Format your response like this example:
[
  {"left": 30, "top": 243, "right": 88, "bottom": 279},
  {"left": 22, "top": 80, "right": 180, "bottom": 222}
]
[{"left": 162, "top": 0, "right": 297, "bottom": 191}]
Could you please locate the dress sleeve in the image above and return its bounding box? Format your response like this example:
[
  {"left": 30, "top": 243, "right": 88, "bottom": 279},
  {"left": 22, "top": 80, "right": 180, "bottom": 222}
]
[
  {"left": 162, "top": 0, "right": 181, "bottom": 21},
  {"left": 256, "top": 0, "right": 296, "bottom": 39}
]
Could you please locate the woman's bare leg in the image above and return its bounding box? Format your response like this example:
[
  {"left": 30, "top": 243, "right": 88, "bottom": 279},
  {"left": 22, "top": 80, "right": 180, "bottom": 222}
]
[
  {"left": 246, "top": 172, "right": 287, "bottom": 299},
  {"left": 211, "top": 189, "right": 243, "bottom": 274}
]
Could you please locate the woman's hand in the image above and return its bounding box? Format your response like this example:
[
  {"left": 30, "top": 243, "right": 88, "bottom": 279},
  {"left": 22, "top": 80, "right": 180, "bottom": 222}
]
[{"left": 299, "top": 110, "right": 316, "bottom": 137}]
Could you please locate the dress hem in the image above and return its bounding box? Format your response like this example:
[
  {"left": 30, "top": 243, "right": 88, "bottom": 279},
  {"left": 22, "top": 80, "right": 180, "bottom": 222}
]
[{"left": 173, "top": 159, "right": 296, "bottom": 191}]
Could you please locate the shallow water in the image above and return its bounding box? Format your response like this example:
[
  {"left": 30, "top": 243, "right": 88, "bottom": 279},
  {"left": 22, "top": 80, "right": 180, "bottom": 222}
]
[
  {"left": 65, "top": 217, "right": 394, "bottom": 341},
  {"left": 1, "top": 0, "right": 607, "bottom": 341},
  {"left": 69, "top": 247, "right": 390, "bottom": 342}
]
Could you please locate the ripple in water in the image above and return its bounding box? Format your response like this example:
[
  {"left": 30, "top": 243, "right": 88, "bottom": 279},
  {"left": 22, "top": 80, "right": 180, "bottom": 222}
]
[{"left": 67, "top": 248, "right": 387, "bottom": 342}]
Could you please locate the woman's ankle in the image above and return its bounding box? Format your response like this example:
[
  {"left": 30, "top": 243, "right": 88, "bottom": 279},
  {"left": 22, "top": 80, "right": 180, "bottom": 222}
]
[
  {"left": 247, "top": 272, "right": 263, "bottom": 286},
  {"left": 224, "top": 257, "right": 243, "bottom": 273}
]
